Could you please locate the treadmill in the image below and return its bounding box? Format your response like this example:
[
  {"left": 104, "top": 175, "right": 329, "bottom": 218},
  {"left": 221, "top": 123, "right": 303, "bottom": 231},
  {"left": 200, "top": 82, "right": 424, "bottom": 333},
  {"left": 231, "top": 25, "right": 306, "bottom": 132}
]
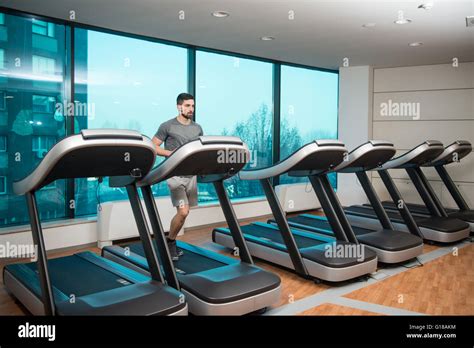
[
  {"left": 3, "top": 129, "right": 187, "bottom": 315},
  {"left": 103, "top": 136, "right": 281, "bottom": 315},
  {"left": 212, "top": 140, "right": 378, "bottom": 282},
  {"left": 278, "top": 141, "right": 424, "bottom": 264},
  {"left": 345, "top": 140, "right": 470, "bottom": 243},
  {"left": 379, "top": 140, "right": 474, "bottom": 232}
]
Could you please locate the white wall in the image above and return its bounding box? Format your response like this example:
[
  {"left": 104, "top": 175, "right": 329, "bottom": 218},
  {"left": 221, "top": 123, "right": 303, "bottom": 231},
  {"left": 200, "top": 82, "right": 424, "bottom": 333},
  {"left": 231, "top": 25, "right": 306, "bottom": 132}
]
[
  {"left": 0, "top": 219, "right": 98, "bottom": 256},
  {"left": 0, "top": 197, "right": 272, "bottom": 253},
  {"left": 337, "top": 66, "right": 373, "bottom": 206},
  {"left": 97, "top": 197, "right": 271, "bottom": 247},
  {"left": 371, "top": 62, "right": 474, "bottom": 207}
]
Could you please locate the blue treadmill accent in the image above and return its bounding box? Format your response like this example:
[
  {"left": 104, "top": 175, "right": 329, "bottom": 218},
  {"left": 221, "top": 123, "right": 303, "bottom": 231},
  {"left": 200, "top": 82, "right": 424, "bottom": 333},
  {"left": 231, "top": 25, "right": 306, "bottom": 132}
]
[{"left": 5, "top": 252, "right": 149, "bottom": 300}]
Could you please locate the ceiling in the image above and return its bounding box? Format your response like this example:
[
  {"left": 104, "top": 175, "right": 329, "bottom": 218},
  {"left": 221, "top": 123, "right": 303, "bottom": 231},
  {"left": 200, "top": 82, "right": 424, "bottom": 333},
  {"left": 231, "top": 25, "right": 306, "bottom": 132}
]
[{"left": 0, "top": 0, "right": 473, "bottom": 70}]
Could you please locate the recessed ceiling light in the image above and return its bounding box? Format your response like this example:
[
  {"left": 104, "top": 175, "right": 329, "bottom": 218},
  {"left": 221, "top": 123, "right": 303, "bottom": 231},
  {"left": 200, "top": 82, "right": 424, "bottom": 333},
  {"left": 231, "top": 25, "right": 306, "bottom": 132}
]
[
  {"left": 362, "top": 23, "right": 376, "bottom": 28},
  {"left": 394, "top": 18, "right": 412, "bottom": 24},
  {"left": 418, "top": 3, "right": 434, "bottom": 10},
  {"left": 212, "top": 11, "right": 230, "bottom": 18},
  {"left": 409, "top": 42, "right": 423, "bottom": 47},
  {"left": 260, "top": 36, "right": 275, "bottom": 41}
]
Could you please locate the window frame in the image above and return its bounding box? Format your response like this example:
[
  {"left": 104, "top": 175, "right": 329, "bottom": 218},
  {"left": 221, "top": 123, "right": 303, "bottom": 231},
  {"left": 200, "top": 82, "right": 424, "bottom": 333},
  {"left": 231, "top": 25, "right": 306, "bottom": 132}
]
[{"left": 32, "top": 135, "right": 56, "bottom": 159}]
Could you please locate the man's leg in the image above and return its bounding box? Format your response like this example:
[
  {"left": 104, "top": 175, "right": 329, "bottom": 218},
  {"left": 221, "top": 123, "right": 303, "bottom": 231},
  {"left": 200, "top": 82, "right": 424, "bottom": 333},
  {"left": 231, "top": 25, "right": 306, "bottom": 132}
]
[
  {"left": 166, "top": 177, "right": 189, "bottom": 260},
  {"left": 166, "top": 205, "right": 189, "bottom": 260},
  {"left": 169, "top": 205, "right": 189, "bottom": 240}
]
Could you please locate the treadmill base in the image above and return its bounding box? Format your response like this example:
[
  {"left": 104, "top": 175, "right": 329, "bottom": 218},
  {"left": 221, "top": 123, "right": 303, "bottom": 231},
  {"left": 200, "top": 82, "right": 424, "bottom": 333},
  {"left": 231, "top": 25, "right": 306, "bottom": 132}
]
[
  {"left": 102, "top": 249, "right": 281, "bottom": 315},
  {"left": 3, "top": 267, "right": 189, "bottom": 316},
  {"left": 347, "top": 214, "right": 470, "bottom": 243},
  {"left": 213, "top": 232, "right": 378, "bottom": 282},
  {"left": 362, "top": 243, "right": 423, "bottom": 263}
]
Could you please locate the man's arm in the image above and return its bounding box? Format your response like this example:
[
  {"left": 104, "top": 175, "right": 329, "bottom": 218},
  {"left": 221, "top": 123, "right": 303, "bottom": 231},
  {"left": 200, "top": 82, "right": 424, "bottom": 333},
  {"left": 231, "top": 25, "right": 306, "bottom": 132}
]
[{"left": 152, "top": 137, "right": 172, "bottom": 157}]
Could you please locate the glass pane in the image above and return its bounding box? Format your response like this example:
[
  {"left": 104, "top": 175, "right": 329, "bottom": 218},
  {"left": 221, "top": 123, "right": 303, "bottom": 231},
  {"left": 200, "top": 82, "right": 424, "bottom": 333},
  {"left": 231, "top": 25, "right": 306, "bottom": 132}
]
[
  {"left": 74, "top": 28, "right": 188, "bottom": 216},
  {"left": 196, "top": 51, "right": 273, "bottom": 203},
  {"left": 0, "top": 91, "right": 5, "bottom": 109},
  {"left": 32, "top": 95, "right": 56, "bottom": 113},
  {"left": 0, "top": 12, "right": 68, "bottom": 227},
  {"left": 48, "top": 23, "right": 55, "bottom": 37},
  {"left": 0, "top": 135, "right": 6, "bottom": 151},
  {"left": 280, "top": 65, "right": 339, "bottom": 187},
  {"left": 0, "top": 176, "right": 5, "bottom": 193},
  {"left": 32, "top": 55, "right": 56, "bottom": 75},
  {"left": 0, "top": 48, "right": 4, "bottom": 69}
]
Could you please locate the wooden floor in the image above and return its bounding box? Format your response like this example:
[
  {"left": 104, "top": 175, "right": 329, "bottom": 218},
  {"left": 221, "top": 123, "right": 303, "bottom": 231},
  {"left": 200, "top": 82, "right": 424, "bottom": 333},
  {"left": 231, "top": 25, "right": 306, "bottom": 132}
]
[{"left": 1, "top": 210, "right": 473, "bottom": 316}]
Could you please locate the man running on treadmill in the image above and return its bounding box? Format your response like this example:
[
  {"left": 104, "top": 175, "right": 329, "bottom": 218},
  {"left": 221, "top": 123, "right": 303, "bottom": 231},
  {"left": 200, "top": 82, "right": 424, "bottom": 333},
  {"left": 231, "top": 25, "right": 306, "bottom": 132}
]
[{"left": 153, "top": 93, "right": 203, "bottom": 260}]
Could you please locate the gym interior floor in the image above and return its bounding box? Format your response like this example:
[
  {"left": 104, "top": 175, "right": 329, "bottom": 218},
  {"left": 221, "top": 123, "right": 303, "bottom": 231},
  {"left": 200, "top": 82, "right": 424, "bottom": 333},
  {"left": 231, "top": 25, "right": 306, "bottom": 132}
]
[{"left": 1, "top": 210, "right": 472, "bottom": 316}]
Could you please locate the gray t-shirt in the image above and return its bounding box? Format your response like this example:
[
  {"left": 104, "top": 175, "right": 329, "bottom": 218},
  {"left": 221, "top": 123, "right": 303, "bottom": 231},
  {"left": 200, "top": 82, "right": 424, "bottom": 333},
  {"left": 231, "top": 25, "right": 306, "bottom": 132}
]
[{"left": 154, "top": 117, "right": 203, "bottom": 151}]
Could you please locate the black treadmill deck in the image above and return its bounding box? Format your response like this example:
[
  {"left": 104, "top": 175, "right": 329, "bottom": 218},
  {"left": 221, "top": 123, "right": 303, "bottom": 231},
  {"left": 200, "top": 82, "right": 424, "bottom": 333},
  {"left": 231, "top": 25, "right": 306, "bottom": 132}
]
[
  {"left": 346, "top": 205, "right": 468, "bottom": 233},
  {"left": 213, "top": 224, "right": 378, "bottom": 268},
  {"left": 118, "top": 241, "right": 281, "bottom": 304},
  {"left": 284, "top": 215, "right": 422, "bottom": 251}
]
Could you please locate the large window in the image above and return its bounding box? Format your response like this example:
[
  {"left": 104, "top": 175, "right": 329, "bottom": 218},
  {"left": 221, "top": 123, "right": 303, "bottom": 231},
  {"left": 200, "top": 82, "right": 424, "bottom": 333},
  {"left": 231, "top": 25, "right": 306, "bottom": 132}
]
[
  {"left": 0, "top": 10, "right": 339, "bottom": 228},
  {"left": 74, "top": 28, "right": 188, "bottom": 216},
  {"left": 0, "top": 13, "right": 67, "bottom": 227},
  {"left": 280, "top": 65, "right": 339, "bottom": 186},
  {"left": 196, "top": 51, "right": 273, "bottom": 202}
]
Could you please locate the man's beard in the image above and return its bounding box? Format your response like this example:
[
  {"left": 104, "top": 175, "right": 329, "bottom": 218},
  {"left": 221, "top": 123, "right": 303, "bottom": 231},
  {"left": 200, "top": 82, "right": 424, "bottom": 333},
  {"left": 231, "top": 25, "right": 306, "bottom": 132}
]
[{"left": 182, "top": 111, "right": 193, "bottom": 119}]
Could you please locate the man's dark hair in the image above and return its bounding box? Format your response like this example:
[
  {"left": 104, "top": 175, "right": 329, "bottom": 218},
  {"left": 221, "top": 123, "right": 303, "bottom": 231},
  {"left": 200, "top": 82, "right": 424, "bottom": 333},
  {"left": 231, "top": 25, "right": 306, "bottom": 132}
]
[{"left": 177, "top": 93, "right": 194, "bottom": 105}]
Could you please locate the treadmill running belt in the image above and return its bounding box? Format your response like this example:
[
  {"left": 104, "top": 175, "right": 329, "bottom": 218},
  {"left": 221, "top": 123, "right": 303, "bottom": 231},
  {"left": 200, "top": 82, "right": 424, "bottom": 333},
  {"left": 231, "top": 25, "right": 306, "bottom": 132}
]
[
  {"left": 240, "top": 224, "right": 324, "bottom": 249},
  {"left": 346, "top": 205, "right": 419, "bottom": 222},
  {"left": 20, "top": 255, "right": 128, "bottom": 297},
  {"left": 288, "top": 215, "right": 373, "bottom": 235},
  {"left": 379, "top": 201, "right": 458, "bottom": 215},
  {"left": 128, "top": 242, "right": 227, "bottom": 274}
]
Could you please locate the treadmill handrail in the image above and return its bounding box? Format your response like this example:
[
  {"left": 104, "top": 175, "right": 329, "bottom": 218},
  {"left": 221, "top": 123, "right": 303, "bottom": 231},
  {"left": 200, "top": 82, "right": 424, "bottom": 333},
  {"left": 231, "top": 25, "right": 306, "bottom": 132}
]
[
  {"left": 13, "top": 130, "right": 156, "bottom": 195},
  {"left": 424, "top": 140, "right": 472, "bottom": 166},
  {"left": 332, "top": 141, "right": 396, "bottom": 172},
  {"left": 239, "top": 140, "right": 346, "bottom": 181},
  {"left": 138, "top": 136, "right": 250, "bottom": 187},
  {"left": 377, "top": 140, "right": 444, "bottom": 170}
]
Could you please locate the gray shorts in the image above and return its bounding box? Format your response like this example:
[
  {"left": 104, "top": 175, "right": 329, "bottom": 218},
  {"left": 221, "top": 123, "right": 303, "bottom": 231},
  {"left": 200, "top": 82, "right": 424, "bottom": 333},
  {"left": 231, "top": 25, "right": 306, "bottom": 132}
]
[{"left": 166, "top": 175, "right": 198, "bottom": 207}]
